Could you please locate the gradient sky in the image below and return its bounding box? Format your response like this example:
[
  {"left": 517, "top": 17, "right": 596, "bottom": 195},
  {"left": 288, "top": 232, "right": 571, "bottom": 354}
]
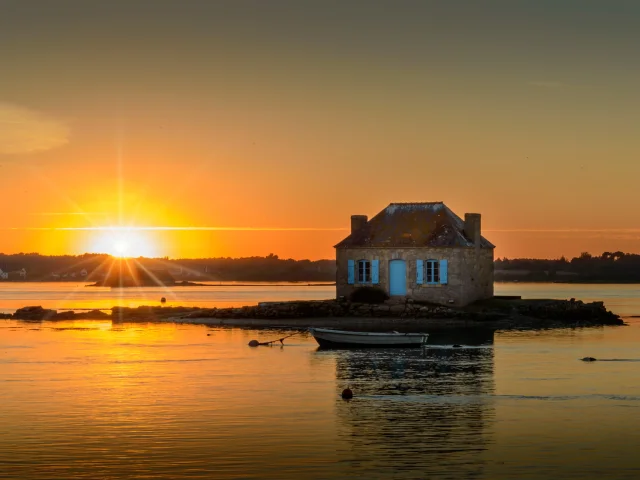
[{"left": 1, "top": 0, "right": 639, "bottom": 259}]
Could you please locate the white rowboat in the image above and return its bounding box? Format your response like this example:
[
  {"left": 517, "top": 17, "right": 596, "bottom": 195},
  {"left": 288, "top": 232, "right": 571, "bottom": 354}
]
[{"left": 308, "top": 327, "right": 428, "bottom": 348}]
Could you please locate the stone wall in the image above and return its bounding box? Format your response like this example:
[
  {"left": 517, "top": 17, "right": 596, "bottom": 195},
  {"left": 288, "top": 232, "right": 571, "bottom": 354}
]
[{"left": 336, "top": 247, "right": 494, "bottom": 306}]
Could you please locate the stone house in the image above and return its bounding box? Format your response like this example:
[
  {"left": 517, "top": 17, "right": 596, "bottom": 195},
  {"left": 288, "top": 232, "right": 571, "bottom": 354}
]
[{"left": 334, "top": 202, "right": 495, "bottom": 306}]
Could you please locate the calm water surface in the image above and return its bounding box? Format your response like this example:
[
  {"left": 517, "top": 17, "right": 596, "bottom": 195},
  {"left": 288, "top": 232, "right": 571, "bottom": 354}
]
[
  {"left": 2, "top": 319, "right": 640, "bottom": 479},
  {"left": 2, "top": 283, "right": 640, "bottom": 478},
  {"left": 1, "top": 282, "right": 640, "bottom": 316},
  {"left": 0, "top": 282, "right": 335, "bottom": 314}
]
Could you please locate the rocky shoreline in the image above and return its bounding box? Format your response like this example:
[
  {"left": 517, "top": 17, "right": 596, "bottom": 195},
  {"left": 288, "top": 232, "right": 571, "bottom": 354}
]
[{"left": 1, "top": 297, "right": 625, "bottom": 330}]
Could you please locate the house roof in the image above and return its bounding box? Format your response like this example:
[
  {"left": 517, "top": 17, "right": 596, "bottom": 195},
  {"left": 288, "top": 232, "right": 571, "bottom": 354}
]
[{"left": 334, "top": 202, "right": 495, "bottom": 249}]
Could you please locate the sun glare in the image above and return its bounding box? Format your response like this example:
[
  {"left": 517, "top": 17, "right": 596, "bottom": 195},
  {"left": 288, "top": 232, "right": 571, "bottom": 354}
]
[
  {"left": 90, "top": 229, "right": 157, "bottom": 258},
  {"left": 113, "top": 240, "right": 129, "bottom": 257}
]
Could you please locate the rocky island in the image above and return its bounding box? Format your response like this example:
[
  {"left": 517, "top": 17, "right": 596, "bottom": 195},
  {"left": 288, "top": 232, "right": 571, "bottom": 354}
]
[{"left": 3, "top": 297, "right": 624, "bottom": 330}]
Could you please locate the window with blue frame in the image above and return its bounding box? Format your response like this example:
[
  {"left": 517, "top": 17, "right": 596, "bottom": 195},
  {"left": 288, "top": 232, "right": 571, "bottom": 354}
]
[
  {"left": 425, "top": 260, "right": 440, "bottom": 284},
  {"left": 357, "top": 260, "right": 371, "bottom": 283}
]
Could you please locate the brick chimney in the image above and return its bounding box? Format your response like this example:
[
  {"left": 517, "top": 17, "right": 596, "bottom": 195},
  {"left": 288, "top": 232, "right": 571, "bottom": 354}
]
[
  {"left": 351, "top": 215, "right": 368, "bottom": 235},
  {"left": 464, "top": 213, "right": 482, "bottom": 246}
]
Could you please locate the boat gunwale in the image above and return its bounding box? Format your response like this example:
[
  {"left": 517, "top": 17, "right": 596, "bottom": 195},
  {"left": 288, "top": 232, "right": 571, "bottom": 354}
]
[{"left": 309, "top": 327, "right": 428, "bottom": 338}]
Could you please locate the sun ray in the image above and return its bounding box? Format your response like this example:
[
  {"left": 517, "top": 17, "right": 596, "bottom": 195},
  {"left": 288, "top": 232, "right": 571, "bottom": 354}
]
[
  {"left": 152, "top": 257, "right": 212, "bottom": 281},
  {"left": 24, "top": 253, "right": 106, "bottom": 282},
  {"left": 116, "top": 124, "right": 124, "bottom": 228},
  {"left": 123, "top": 258, "right": 150, "bottom": 304},
  {"left": 124, "top": 259, "right": 168, "bottom": 310},
  {"left": 132, "top": 259, "right": 178, "bottom": 300},
  {"left": 45, "top": 254, "right": 117, "bottom": 312}
]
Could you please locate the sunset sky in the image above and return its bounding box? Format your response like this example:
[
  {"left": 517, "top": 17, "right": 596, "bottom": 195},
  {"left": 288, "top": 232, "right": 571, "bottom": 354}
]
[{"left": 1, "top": 0, "right": 639, "bottom": 260}]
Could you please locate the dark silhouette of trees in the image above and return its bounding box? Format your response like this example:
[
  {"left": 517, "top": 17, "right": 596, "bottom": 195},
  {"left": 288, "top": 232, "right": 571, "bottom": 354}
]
[
  {"left": 2, "top": 250, "right": 640, "bottom": 283},
  {"left": 0, "top": 253, "right": 336, "bottom": 282},
  {"left": 496, "top": 251, "right": 640, "bottom": 283}
]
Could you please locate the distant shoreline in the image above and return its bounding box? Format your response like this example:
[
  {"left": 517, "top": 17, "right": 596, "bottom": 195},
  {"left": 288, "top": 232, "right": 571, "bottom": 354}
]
[
  {"left": 0, "top": 280, "right": 336, "bottom": 286},
  {"left": 2, "top": 279, "right": 640, "bottom": 285},
  {"left": 496, "top": 279, "right": 640, "bottom": 284},
  {"left": 85, "top": 281, "right": 336, "bottom": 288}
]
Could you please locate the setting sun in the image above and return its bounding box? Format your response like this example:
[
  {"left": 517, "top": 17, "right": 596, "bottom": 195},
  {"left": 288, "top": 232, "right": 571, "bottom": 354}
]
[
  {"left": 90, "top": 229, "right": 157, "bottom": 258},
  {"left": 113, "top": 240, "right": 129, "bottom": 257}
]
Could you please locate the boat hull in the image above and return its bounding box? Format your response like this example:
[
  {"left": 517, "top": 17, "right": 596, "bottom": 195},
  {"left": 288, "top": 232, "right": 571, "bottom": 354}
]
[{"left": 309, "top": 328, "right": 428, "bottom": 349}]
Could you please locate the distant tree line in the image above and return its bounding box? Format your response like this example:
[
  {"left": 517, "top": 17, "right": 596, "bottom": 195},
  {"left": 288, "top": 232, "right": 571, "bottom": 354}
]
[
  {"left": 2, "top": 251, "right": 640, "bottom": 283},
  {"left": 0, "top": 253, "right": 337, "bottom": 282},
  {"left": 495, "top": 251, "right": 640, "bottom": 283}
]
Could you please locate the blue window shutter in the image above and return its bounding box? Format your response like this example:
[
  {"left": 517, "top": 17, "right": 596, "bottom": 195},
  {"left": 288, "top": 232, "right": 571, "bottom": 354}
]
[
  {"left": 416, "top": 260, "right": 424, "bottom": 284},
  {"left": 440, "top": 259, "right": 448, "bottom": 284},
  {"left": 371, "top": 260, "right": 379, "bottom": 284},
  {"left": 347, "top": 260, "right": 355, "bottom": 284}
]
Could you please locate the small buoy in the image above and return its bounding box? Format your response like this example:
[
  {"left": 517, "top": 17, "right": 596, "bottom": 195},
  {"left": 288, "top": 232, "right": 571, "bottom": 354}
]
[
  {"left": 207, "top": 333, "right": 211, "bottom": 336},
  {"left": 248, "top": 340, "right": 260, "bottom": 347},
  {"left": 160, "top": 297, "right": 166, "bottom": 304},
  {"left": 581, "top": 357, "right": 597, "bottom": 362},
  {"left": 341, "top": 388, "right": 353, "bottom": 399}
]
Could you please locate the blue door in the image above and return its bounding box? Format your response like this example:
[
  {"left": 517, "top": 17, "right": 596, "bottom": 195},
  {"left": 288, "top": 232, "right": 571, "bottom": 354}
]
[{"left": 389, "top": 259, "right": 407, "bottom": 296}]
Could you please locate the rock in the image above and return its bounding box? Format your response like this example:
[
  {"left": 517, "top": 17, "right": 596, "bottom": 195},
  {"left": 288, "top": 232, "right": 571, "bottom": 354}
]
[
  {"left": 390, "top": 305, "right": 405, "bottom": 314},
  {"left": 14, "top": 306, "right": 57, "bottom": 320},
  {"left": 84, "top": 309, "right": 111, "bottom": 319},
  {"left": 7, "top": 297, "right": 624, "bottom": 327}
]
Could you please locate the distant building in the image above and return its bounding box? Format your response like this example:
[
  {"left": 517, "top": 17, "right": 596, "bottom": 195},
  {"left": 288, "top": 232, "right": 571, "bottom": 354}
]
[
  {"left": 334, "top": 202, "right": 495, "bottom": 307},
  {"left": 0, "top": 269, "right": 8, "bottom": 280},
  {"left": 6, "top": 268, "right": 27, "bottom": 281}
]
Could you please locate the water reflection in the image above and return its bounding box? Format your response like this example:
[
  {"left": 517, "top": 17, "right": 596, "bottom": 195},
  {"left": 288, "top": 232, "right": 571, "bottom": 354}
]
[{"left": 328, "top": 330, "right": 495, "bottom": 479}]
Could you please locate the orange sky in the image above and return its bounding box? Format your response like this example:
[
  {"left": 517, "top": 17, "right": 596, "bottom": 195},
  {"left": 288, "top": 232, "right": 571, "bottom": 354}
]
[{"left": 1, "top": 1, "right": 639, "bottom": 260}]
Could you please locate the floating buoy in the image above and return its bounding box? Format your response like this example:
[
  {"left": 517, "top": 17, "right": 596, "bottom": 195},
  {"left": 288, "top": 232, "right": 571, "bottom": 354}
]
[
  {"left": 341, "top": 388, "right": 353, "bottom": 399},
  {"left": 581, "top": 357, "right": 597, "bottom": 362},
  {"left": 207, "top": 333, "right": 211, "bottom": 336},
  {"left": 248, "top": 340, "right": 260, "bottom": 347},
  {"left": 160, "top": 297, "right": 166, "bottom": 304}
]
